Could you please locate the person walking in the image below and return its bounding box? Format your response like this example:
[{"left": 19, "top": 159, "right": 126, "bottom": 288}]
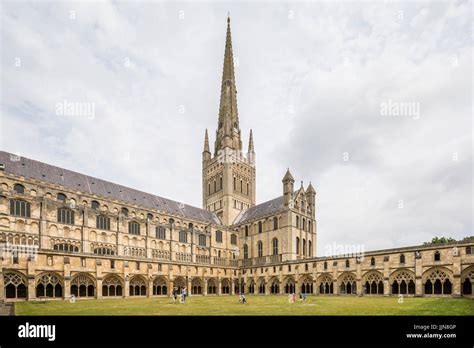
[{"left": 172, "top": 287, "right": 177, "bottom": 304}]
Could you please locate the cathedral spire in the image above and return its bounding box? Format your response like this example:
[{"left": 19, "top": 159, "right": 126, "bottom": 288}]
[{"left": 215, "top": 15, "right": 242, "bottom": 155}]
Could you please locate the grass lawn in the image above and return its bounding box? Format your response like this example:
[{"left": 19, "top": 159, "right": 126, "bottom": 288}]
[{"left": 15, "top": 295, "right": 474, "bottom": 316}]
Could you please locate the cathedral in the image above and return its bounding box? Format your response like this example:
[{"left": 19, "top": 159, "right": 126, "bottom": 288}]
[{"left": 0, "top": 17, "right": 473, "bottom": 302}]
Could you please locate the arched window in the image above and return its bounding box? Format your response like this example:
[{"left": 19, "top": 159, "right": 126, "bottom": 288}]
[
  {"left": 296, "top": 215, "right": 299, "bottom": 228},
  {"left": 147, "top": 213, "right": 153, "bottom": 220},
  {"left": 308, "top": 241, "right": 312, "bottom": 256},
  {"left": 216, "top": 230, "right": 223, "bottom": 243},
  {"left": 169, "top": 218, "right": 175, "bottom": 227},
  {"left": 296, "top": 237, "right": 300, "bottom": 254},
  {"left": 188, "top": 223, "right": 193, "bottom": 231},
  {"left": 434, "top": 251, "right": 441, "bottom": 262},
  {"left": 324, "top": 261, "right": 328, "bottom": 270},
  {"left": 91, "top": 200, "right": 100, "bottom": 210},
  {"left": 57, "top": 193, "right": 67, "bottom": 202},
  {"left": 121, "top": 207, "right": 129, "bottom": 217},
  {"left": 4, "top": 271, "right": 28, "bottom": 299},
  {"left": 57, "top": 208, "right": 74, "bottom": 224},
  {"left": 198, "top": 234, "right": 206, "bottom": 247},
  {"left": 179, "top": 230, "right": 187, "bottom": 243},
  {"left": 400, "top": 254, "right": 405, "bottom": 264},
  {"left": 128, "top": 221, "right": 140, "bottom": 235},
  {"left": 308, "top": 221, "right": 312, "bottom": 233},
  {"left": 258, "top": 221, "right": 263, "bottom": 233},
  {"left": 96, "top": 215, "right": 110, "bottom": 230},
  {"left": 230, "top": 234, "right": 237, "bottom": 245},
  {"left": 370, "top": 257, "right": 375, "bottom": 266},
  {"left": 302, "top": 239, "right": 306, "bottom": 256},
  {"left": 13, "top": 184, "right": 25, "bottom": 194},
  {"left": 10, "top": 199, "right": 31, "bottom": 218},
  {"left": 345, "top": 259, "right": 350, "bottom": 268},
  {"left": 273, "top": 217, "right": 278, "bottom": 230},
  {"left": 156, "top": 226, "right": 166, "bottom": 239},
  {"left": 257, "top": 241, "right": 263, "bottom": 257},
  {"left": 243, "top": 244, "right": 249, "bottom": 259},
  {"left": 272, "top": 238, "right": 279, "bottom": 255},
  {"left": 244, "top": 226, "right": 249, "bottom": 237},
  {"left": 302, "top": 218, "right": 306, "bottom": 231},
  {"left": 219, "top": 177, "right": 223, "bottom": 190}
]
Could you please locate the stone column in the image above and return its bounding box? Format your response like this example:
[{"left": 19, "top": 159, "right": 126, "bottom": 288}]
[
  {"left": 27, "top": 276, "right": 36, "bottom": 300},
  {"left": 124, "top": 277, "right": 130, "bottom": 297},
  {"left": 203, "top": 278, "right": 208, "bottom": 296},
  {"left": 148, "top": 278, "right": 153, "bottom": 298},
  {"left": 0, "top": 269, "right": 4, "bottom": 301},
  {"left": 452, "top": 247, "right": 462, "bottom": 297},
  {"left": 217, "top": 279, "right": 222, "bottom": 296},
  {"left": 415, "top": 253, "right": 423, "bottom": 297},
  {"left": 64, "top": 277, "right": 71, "bottom": 299},
  {"left": 96, "top": 278, "right": 102, "bottom": 299},
  {"left": 231, "top": 278, "right": 235, "bottom": 295},
  {"left": 333, "top": 280, "right": 338, "bottom": 295}
]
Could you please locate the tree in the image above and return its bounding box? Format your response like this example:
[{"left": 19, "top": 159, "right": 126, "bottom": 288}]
[{"left": 423, "top": 237, "right": 457, "bottom": 245}]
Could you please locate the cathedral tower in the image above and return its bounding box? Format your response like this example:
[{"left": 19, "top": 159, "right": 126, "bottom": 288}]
[{"left": 202, "top": 16, "right": 256, "bottom": 225}]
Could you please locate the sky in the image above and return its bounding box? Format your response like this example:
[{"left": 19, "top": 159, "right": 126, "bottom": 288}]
[{"left": 0, "top": 1, "right": 472, "bottom": 255}]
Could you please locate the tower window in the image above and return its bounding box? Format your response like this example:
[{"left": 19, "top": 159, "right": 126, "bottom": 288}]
[
  {"left": 128, "top": 221, "right": 140, "bottom": 235},
  {"left": 13, "top": 184, "right": 25, "bottom": 194}
]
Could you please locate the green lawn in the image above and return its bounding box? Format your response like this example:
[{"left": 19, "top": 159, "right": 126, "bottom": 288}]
[{"left": 14, "top": 296, "right": 474, "bottom": 316}]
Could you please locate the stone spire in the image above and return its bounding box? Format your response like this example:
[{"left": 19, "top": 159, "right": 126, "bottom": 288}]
[
  {"left": 203, "top": 129, "right": 210, "bottom": 153},
  {"left": 214, "top": 15, "right": 242, "bottom": 155},
  {"left": 248, "top": 129, "right": 254, "bottom": 153}
]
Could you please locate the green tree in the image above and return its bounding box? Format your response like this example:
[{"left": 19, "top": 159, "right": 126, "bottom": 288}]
[{"left": 423, "top": 236, "right": 457, "bottom": 245}]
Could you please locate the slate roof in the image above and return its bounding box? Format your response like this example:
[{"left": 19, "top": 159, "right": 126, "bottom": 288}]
[
  {"left": 234, "top": 195, "right": 286, "bottom": 224},
  {"left": 0, "top": 151, "right": 221, "bottom": 225}
]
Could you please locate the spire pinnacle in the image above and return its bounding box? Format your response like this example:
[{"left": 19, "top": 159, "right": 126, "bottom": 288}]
[
  {"left": 248, "top": 129, "right": 254, "bottom": 153},
  {"left": 203, "top": 129, "right": 210, "bottom": 153}
]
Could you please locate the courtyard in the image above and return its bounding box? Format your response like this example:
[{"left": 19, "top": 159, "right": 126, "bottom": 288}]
[{"left": 14, "top": 295, "right": 474, "bottom": 316}]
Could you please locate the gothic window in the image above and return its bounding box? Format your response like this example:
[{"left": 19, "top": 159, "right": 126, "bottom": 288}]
[
  {"left": 273, "top": 217, "right": 278, "bottom": 230},
  {"left": 13, "top": 184, "right": 25, "bottom": 194},
  {"left": 219, "top": 177, "right": 223, "bottom": 190},
  {"left": 199, "top": 234, "right": 206, "bottom": 247},
  {"left": 318, "top": 275, "right": 333, "bottom": 294},
  {"left": 147, "top": 213, "right": 153, "bottom": 220},
  {"left": 93, "top": 247, "right": 115, "bottom": 255},
  {"left": 308, "top": 221, "right": 312, "bottom": 233},
  {"left": 245, "top": 225, "right": 249, "bottom": 237},
  {"left": 4, "top": 271, "right": 27, "bottom": 299},
  {"left": 10, "top": 199, "right": 31, "bottom": 217},
  {"left": 57, "top": 193, "right": 67, "bottom": 202},
  {"left": 188, "top": 223, "right": 193, "bottom": 231},
  {"left": 339, "top": 273, "right": 356, "bottom": 295},
  {"left": 434, "top": 251, "right": 441, "bottom": 262},
  {"left": 303, "top": 239, "right": 306, "bottom": 256},
  {"left": 272, "top": 238, "right": 278, "bottom": 255},
  {"left": 153, "top": 277, "right": 168, "bottom": 295},
  {"left": 391, "top": 270, "right": 415, "bottom": 295},
  {"left": 308, "top": 241, "right": 312, "bottom": 256},
  {"left": 400, "top": 254, "right": 406, "bottom": 264},
  {"left": 129, "top": 276, "right": 147, "bottom": 296},
  {"left": 296, "top": 215, "right": 299, "bottom": 228},
  {"left": 302, "top": 218, "right": 306, "bottom": 231},
  {"left": 231, "top": 233, "right": 237, "bottom": 245},
  {"left": 208, "top": 183, "right": 211, "bottom": 195},
  {"left": 233, "top": 177, "right": 236, "bottom": 190},
  {"left": 179, "top": 230, "right": 187, "bottom": 243},
  {"left": 296, "top": 237, "right": 300, "bottom": 254},
  {"left": 258, "top": 221, "right": 263, "bottom": 233},
  {"left": 243, "top": 244, "right": 249, "bottom": 259},
  {"left": 345, "top": 259, "right": 350, "bottom": 268},
  {"left": 91, "top": 200, "right": 100, "bottom": 210},
  {"left": 364, "top": 272, "right": 384, "bottom": 295},
  {"left": 53, "top": 243, "right": 79, "bottom": 253},
  {"left": 246, "top": 183, "right": 249, "bottom": 195},
  {"left": 58, "top": 208, "right": 74, "bottom": 224},
  {"left": 257, "top": 241, "right": 263, "bottom": 257},
  {"left": 324, "top": 261, "right": 328, "bottom": 270},
  {"left": 96, "top": 215, "right": 110, "bottom": 230},
  {"left": 370, "top": 257, "right": 375, "bottom": 266},
  {"left": 111, "top": 260, "right": 115, "bottom": 269},
  {"left": 128, "top": 221, "right": 140, "bottom": 235},
  {"left": 36, "top": 273, "right": 63, "bottom": 298},
  {"left": 121, "top": 207, "right": 129, "bottom": 217},
  {"left": 156, "top": 227, "right": 166, "bottom": 240},
  {"left": 70, "top": 273, "right": 95, "bottom": 298},
  {"left": 102, "top": 275, "right": 123, "bottom": 297},
  {"left": 240, "top": 179, "right": 243, "bottom": 192},
  {"left": 423, "top": 269, "right": 452, "bottom": 295},
  {"left": 216, "top": 230, "right": 223, "bottom": 243},
  {"left": 214, "top": 180, "right": 216, "bottom": 192}
]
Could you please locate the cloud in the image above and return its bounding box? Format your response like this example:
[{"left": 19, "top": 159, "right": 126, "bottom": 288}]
[{"left": 0, "top": 1, "right": 471, "bottom": 254}]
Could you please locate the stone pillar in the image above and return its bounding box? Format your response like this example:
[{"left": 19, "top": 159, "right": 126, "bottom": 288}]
[
  {"left": 231, "top": 279, "right": 235, "bottom": 295},
  {"left": 203, "top": 278, "right": 208, "bottom": 296},
  {"left": 217, "top": 279, "right": 222, "bottom": 296},
  {"left": 0, "top": 269, "right": 4, "bottom": 301},
  {"left": 333, "top": 280, "right": 338, "bottom": 295},
  {"left": 148, "top": 278, "right": 153, "bottom": 298},
  {"left": 356, "top": 279, "right": 362, "bottom": 296},
  {"left": 97, "top": 278, "right": 102, "bottom": 299},
  {"left": 64, "top": 277, "right": 71, "bottom": 299},
  {"left": 415, "top": 254, "right": 423, "bottom": 297},
  {"left": 125, "top": 278, "right": 130, "bottom": 297},
  {"left": 452, "top": 247, "right": 462, "bottom": 297},
  {"left": 187, "top": 278, "right": 192, "bottom": 296}
]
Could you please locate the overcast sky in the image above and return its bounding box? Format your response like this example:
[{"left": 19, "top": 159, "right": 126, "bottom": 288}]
[{"left": 1, "top": 1, "right": 472, "bottom": 255}]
